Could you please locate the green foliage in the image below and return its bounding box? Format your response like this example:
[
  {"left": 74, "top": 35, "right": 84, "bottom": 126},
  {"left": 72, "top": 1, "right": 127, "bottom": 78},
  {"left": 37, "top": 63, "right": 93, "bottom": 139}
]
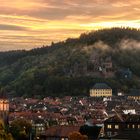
[
  {"left": 0, "top": 119, "right": 13, "bottom": 140},
  {"left": 80, "top": 125, "right": 101, "bottom": 139},
  {"left": 0, "top": 28, "right": 140, "bottom": 97},
  {"left": 9, "top": 118, "right": 32, "bottom": 140},
  {"left": 69, "top": 131, "right": 88, "bottom": 140}
]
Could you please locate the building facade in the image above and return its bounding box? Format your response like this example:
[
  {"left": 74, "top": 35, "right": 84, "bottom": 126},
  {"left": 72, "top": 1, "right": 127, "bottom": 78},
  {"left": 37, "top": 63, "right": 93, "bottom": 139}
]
[
  {"left": 104, "top": 114, "right": 140, "bottom": 138},
  {"left": 127, "top": 89, "right": 140, "bottom": 100},
  {"left": 90, "top": 83, "right": 112, "bottom": 97},
  {"left": 0, "top": 89, "right": 9, "bottom": 125}
]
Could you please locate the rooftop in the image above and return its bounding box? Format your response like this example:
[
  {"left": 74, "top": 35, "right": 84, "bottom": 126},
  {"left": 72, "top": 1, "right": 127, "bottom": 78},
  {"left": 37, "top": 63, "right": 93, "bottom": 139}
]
[
  {"left": 128, "top": 89, "right": 140, "bottom": 96},
  {"left": 105, "top": 114, "right": 140, "bottom": 123},
  {"left": 45, "top": 125, "right": 80, "bottom": 137},
  {"left": 92, "top": 83, "right": 111, "bottom": 89}
]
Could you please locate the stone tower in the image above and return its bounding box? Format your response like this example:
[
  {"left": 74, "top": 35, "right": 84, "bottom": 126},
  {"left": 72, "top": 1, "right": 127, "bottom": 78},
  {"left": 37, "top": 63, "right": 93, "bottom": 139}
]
[{"left": 0, "top": 88, "right": 9, "bottom": 125}]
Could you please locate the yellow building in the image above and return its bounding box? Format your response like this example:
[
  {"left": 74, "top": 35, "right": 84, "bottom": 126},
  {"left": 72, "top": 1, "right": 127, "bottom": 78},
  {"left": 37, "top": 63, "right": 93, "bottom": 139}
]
[
  {"left": 90, "top": 83, "right": 112, "bottom": 97},
  {"left": 0, "top": 89, "right": 9, "bottom": 125}
]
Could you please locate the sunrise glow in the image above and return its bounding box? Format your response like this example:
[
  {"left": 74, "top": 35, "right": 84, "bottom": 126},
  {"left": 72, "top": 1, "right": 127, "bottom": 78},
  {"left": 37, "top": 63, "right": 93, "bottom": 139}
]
[{"left": 0, "top": 0, "right": 140, "bottom": 50}]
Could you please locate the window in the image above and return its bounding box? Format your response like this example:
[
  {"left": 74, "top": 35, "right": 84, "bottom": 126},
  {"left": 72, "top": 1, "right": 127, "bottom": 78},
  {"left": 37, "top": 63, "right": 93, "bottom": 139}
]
[
  {"left": 61, "top": 138, "right": 68, "bottom": 140},
  {"left": 127, "top": 124, "right": 130, "bottom": 128},
  {"left": 107, "top": 124, "right": 112, "bottom": 129},
  {"left": 138, "top": 125, "right": 140, "bottom": 129},
  {"left": 132, "top": 124, "right": 135, "bottom": 129},
  {"left": 115, "top": 125, "right": 119, "bottom": 129}
]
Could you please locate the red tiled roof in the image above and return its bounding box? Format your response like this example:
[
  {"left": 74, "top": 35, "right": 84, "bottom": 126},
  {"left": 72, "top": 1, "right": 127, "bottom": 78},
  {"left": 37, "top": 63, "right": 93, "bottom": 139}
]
[{"left": 45, "top": 125, "right": 80, "bottom": 137}]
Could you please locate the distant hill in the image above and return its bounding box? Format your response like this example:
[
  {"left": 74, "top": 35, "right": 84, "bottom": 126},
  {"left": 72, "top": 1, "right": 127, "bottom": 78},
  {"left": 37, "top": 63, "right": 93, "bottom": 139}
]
[{"left": 1, "top": 27, "right": 140, "bottom": 97}]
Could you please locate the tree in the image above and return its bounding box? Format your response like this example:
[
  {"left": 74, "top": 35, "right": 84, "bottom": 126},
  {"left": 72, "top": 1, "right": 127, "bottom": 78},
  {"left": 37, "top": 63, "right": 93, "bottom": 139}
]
[
  {"left": 9, "top": 118, "right": 32, "bottom": 140},
  {"left": 79, "top": 125, "right": 102, "bottom": 140},
  {"left": 69, "top": 131, "right": 88, "bottom": 140},
  {"left": 0, "top": 119, "right": 13, "bottom": 140}
]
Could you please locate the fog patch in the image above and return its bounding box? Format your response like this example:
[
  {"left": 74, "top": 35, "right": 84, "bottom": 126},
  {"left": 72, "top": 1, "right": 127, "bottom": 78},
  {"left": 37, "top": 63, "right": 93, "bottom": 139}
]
[{"left": 119, "top": 39, "right": 140, "bottom": 50}]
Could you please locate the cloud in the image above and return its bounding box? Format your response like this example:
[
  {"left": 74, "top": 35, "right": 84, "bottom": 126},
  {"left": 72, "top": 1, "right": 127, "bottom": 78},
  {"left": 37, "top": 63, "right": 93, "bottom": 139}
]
[
  {"left": 119, "top": 39, "right": 140, "bottom": 50},
  {"left": 0, "top": 0, "right": 140, "bottom": 50},
  {"left": 82, "top": 41, "right": 110, "bottom": 54},
  {"left": 0, "top": 24, "right": 28, "bottom": 31}
]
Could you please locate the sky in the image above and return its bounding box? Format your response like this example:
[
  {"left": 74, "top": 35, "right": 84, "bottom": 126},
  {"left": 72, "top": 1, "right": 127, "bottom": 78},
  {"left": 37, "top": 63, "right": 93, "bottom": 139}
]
[{"left": 0, "top": 0, "right": 140, "bottom": 51}]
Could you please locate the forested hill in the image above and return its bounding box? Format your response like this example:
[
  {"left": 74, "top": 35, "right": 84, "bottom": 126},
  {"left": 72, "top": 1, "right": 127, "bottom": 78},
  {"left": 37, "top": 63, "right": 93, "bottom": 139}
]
[{"left": 1, "top": 27, "right": 140, "bottom": 97}]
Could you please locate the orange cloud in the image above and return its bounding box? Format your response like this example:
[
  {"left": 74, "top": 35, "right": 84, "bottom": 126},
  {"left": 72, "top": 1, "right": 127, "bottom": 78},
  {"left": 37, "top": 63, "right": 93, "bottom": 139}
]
[{"left": 0, "top": 0, "right": 140, "bottom": 51}]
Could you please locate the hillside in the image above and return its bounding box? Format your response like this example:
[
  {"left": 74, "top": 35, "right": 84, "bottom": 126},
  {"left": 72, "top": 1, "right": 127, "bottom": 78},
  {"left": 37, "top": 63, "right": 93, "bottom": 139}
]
[{"left": 1, "top": 27, "right": 140, "bottom": 97}]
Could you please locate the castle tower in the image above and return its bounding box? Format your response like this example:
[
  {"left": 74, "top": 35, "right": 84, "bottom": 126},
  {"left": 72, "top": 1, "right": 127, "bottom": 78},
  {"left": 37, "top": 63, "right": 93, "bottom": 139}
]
[{"left": 0, "top": 88, "right": 9, "bottom": 125}]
